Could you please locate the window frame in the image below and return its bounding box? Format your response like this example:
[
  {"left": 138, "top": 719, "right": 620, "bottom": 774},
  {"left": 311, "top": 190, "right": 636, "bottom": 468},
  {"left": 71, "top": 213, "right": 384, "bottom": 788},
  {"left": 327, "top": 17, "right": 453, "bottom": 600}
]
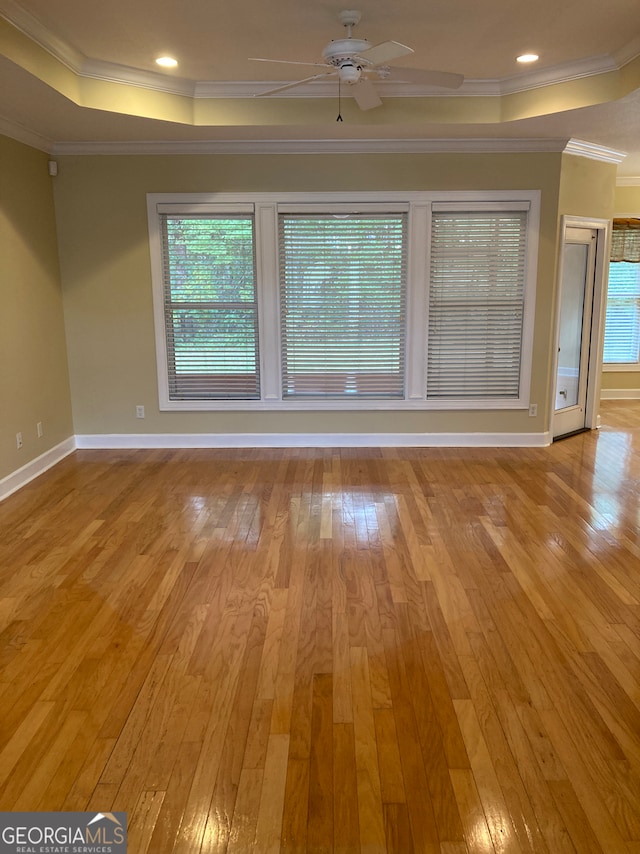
[
  {"left": 602, "top": 259, "right": 640, "bottom": 371},
  {"left": 159, "top": 210, "right": 261, "bottom": 401},
  {"left": 277, "top": 206, "right": 409, "bottom": 400},
  {"left": 426, "top": 202, "right": 533, "bottom": 402},
  {"left": 147, "top": 191, "right": 540, "bottom": 411}
]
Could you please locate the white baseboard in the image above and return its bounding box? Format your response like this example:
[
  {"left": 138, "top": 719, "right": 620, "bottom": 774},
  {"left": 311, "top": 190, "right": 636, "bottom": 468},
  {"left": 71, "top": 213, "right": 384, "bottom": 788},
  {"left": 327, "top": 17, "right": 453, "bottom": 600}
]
[
  {"left": 0, "top": 431, "right": 555, "bottom": 502},
  {"left": 600, "top": 388, "right": 640, "bottom": 399},
  {"left": 75, "top": 431, "right": 552, "bottom": 450},
  {"left": 0, "top": 436, "right": 76, "bottom": 503}
]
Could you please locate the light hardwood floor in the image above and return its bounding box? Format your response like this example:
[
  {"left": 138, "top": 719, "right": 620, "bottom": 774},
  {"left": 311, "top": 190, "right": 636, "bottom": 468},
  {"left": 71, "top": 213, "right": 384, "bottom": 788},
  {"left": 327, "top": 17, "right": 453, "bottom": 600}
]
[{"left": 0, "top": 402, "right": 639, "bottom": 853}]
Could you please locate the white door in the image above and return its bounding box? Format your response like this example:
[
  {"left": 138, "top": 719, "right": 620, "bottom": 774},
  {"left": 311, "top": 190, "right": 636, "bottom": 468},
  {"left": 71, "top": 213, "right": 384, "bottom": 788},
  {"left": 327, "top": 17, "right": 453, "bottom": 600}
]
[{"left": 553, "top": 227, "right": 598, "bottom": 439}]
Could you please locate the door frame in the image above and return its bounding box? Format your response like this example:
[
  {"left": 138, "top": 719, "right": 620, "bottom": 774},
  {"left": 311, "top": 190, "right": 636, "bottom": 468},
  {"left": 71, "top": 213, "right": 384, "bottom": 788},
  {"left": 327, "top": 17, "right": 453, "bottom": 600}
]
[{"left": 550, "top": 216, "right": 611, "bottom": 437}]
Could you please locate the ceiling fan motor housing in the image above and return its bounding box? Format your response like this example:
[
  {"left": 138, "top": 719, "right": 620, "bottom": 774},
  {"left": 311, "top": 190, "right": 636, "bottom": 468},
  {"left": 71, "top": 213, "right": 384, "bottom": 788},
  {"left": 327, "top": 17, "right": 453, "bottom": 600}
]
[
  {"left": 322, "top": 37, "right": 372, "bottom": 85},
  {"left": 322, "top": 38, "right": 372, "bottom": 66}
]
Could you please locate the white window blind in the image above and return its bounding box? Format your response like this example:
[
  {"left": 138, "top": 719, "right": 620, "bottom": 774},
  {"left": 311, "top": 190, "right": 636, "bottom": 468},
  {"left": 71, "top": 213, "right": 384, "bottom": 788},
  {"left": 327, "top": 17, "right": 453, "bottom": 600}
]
[
  {"left": 603, "top": 262, "right": 640, "bottom": 364},
  {"left": 160, "top": 215, "right": 260, "bottom": 399},
  {"left": 278, "top": 213, "right": 408, "bottom": 398},
  {"left": 427, "top": 210, "right": 528, "bottom": 399}
]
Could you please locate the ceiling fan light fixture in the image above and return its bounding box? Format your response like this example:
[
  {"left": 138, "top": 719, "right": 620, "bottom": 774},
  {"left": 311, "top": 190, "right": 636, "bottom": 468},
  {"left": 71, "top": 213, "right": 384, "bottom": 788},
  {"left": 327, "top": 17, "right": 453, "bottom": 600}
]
[{"left": 338, "top": 63, "right": 362, "bottom": 85}]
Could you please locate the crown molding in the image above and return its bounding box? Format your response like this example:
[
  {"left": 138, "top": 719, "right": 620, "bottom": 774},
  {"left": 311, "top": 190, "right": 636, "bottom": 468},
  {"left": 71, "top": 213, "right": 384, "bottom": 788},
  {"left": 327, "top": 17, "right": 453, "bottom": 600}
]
[
  {"left": 80, "top": 59, "right": 196, "bottom": 96},
  {"left": 612, "top": 35, "right": 640, "bottom": 67},
  {"left": 497, "top": 54, "right": 619, "bottom": 95},
  {"left": 0, "top": 117, "right": 624, "bottom": 163},
  {"left": 49, "top": 137, "right": 578, "bottom": 156},
  {"left": 195, "top": 78, "right": 507, "bottom": 99},
  {"left": 0, "top": 0, "right": 83, "bottom": 71},
  {"left": 0, "top": 112, "right": 52, "bottom": 151},
  {"left": 616, "top": 176, "right": 640, "bottom": 186},
  {"left": 563, "top": 138, "right": 627, "bottom": 164},
  {"left": 0, "top": 0, "right": 637, "bottom": 101}
]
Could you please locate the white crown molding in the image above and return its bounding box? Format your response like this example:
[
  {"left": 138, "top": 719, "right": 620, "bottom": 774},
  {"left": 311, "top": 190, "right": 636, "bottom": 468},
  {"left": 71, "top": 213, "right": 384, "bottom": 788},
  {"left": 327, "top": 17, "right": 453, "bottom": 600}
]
[
  {"left": 48, "top": 137, "right": 628, "bottom": 160},
  {"left": 195, "top": 78, "right": 505, "bottom": 99},
  {"left": 0, "top": 1, "right": 637, "bottom": 102},
  {"left": 0, "top": 0, "right": 83, "bottom": 71},
  {"left": 564, "top": 138, "right": 627, "bottom": 164},
  {"left": 0, "top": 437, "right": 76, "bottom": 503},
  {"left": 75, "top": 431, "right": 552, "bottom": 449},
  {"left": 616, "top": 176, "right": 640, "bottom": 186},
  {"left": 80, "top": 59, "right": 196, "bottom": 96},
  {"left": 611, "top": 34, "right": 640, "bottom": 67},
  {"left": 73, "top": 50, "right": 629, "bottom": 100},
  {"left": 497, "top": 53, "right": 620, "bottom": 95},
  {"left": 0, "top": 113, "right": 53, "bottom": 151},
  {"left": 49, "top": 137, "right": 575, "bottom": 156}
]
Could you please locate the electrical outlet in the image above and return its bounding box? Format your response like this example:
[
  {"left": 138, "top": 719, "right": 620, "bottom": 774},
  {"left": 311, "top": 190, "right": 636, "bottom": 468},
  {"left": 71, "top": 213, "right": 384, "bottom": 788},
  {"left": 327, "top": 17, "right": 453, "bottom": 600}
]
[
  {"left": 16, "top": 431, "right": 23, "bottom": 449},
  {"left": 37, "top": 421, "right": 43, "bottom": 438},
  {"left": 528, "top": 403, "right": 538, "bottom": 417},
  {"left": 136, "top": 405, "right": 145, "bottom": 419}
]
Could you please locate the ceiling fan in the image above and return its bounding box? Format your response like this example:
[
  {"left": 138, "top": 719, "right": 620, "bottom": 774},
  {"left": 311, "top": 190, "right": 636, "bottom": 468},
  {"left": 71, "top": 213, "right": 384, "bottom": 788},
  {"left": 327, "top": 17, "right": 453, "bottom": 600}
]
[{"left": 250, "top": 10, "right": 464, "bottom": 112}]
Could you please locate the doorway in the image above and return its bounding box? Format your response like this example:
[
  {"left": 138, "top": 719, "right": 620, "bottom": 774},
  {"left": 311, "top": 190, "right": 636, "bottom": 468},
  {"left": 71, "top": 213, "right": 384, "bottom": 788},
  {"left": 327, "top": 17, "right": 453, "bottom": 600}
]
[{"left": 552, "top": 218, "right": 610, "bottom": 440}]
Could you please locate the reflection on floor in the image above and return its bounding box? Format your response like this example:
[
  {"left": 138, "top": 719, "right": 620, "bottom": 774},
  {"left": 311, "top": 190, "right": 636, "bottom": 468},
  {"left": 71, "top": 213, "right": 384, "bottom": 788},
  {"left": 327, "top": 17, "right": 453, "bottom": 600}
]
[{"left": 0, "top": 403, "right": 639, "bottom": 852}]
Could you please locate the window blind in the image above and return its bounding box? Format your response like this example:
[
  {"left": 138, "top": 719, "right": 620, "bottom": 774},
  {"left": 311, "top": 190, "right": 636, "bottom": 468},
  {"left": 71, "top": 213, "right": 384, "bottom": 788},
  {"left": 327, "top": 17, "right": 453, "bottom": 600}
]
[
  {"left": 278, "top": 213, "right": 407, "bottom": 398},
  {"left": 427, "top": 210, "right": 528, "bottom": 399},
  {"left": 603, "top": 262, "right": 640, "bottom": 364},
  {"left": 610, "top": 218, "right": 640, "bottom": 262},
  {"left": 160, "top": 215, "right": 260, "bottom": 399}
]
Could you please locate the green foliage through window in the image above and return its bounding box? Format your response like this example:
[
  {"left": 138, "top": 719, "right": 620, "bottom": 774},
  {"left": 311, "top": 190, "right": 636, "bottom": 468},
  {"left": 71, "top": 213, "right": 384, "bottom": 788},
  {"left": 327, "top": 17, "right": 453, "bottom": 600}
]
[{"left": 161, "top": 216, "right": 260, "bottom": 399}]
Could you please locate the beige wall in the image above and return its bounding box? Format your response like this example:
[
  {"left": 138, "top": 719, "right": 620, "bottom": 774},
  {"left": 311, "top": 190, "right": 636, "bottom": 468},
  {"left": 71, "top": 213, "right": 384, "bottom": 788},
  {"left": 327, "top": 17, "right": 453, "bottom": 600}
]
[
  {"left": 0, "top": 136, "right": 73, "bottom": 482},
  {"left": 0, "top": 141, "right": 626, "bottom": 485},
  {"left": 54, "top": 151, "right": 572, "bottom": 437},
  {"left": 601, "top": 183, "right": 640, "bottom": 395}
]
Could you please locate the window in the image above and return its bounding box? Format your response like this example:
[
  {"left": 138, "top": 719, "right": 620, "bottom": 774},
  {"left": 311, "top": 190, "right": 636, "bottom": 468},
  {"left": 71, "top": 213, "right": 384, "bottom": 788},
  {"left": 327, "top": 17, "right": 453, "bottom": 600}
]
[
  {"left": 603, "top": 262, "right": 640, "bottom": 368},
  {"left": 604, "top": 218, "right": 640, "bottom": 369},
  {"left": 427, "top": 208, "right": 528, "bottom": 399},
  {"left": 147, "top": 192, "right": 539, "bottom": 411},
  {"left": 279, "top": 212, "right": 407, "bottom": 398},
  {"left": 160, "top": 213, "right": 260, "bottom": 398}
]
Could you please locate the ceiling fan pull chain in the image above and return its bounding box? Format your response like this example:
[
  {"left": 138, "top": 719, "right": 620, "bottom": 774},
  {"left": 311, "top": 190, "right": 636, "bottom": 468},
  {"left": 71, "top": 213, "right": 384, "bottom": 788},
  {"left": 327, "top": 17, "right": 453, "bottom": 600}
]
[{"left": 336, "top": 76, "right": 343, "bottom": 121}]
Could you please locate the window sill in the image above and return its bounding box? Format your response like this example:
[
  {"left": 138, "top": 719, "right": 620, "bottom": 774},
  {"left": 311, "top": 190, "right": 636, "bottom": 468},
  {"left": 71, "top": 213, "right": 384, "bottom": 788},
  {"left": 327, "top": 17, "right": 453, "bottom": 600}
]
[
  {"left": 159, "top": 397, "right": 529, "bottom": 412},
  {"left": 603, "top": 362, "right": 640, "bottom": 372}
]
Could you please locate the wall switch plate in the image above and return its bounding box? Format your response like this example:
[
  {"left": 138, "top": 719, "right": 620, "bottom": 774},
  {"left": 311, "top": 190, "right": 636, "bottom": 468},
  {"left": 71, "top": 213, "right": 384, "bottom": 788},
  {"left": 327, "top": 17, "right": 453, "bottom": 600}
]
[
  {"left": 16, "top": 432, "right": 23, "bottom": 449},
  {"left": 37, "top": 421, "right": 43, "bottom": 438}
]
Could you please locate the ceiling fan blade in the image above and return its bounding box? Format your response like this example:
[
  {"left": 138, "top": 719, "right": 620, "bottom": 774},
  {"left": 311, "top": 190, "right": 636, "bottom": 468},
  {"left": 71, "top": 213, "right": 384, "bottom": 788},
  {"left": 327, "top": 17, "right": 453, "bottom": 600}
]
[
  {"left": 357, "top": 40, "right": 414, "bottom": 66},
  {"left": 255, "top": 71, "right": 337, "bottom": 97},
  {"left": 249, "top": 57, "right": 331, "bottom": 69},
  {"left": 385, "top": 66, "right": 464, "bottom": 89},
  {"left": 352, "top": 79, "right": 383, "bottom": 111}
]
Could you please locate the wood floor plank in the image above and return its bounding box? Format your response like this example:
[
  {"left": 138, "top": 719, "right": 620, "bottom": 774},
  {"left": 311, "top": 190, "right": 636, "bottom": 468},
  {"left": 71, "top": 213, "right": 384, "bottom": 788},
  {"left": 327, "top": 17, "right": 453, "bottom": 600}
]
[
  {"left": 227, "top": 768, "right": 264, "bottom": 854},
  {"left": 279, "top": 757, "right": 309, "bottom": 854},
  {"left": 0, "top": 403, "right": 638, "bottom": 851},
  {"left": 253, "top": 733, "right": 290, "bottom": 854},
  {"left": 350, "top": 645, "right": 387, "bottom": 852},
  {"left": 333, "top": 722, "right": 360, "bottom": 854},
  {"left": 308, "top": 672, "right": 334, "bottom": 853}
]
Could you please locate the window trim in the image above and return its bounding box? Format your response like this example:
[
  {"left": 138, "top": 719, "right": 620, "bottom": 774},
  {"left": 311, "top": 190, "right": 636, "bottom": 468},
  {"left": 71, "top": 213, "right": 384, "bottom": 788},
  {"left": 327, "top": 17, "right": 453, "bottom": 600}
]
[
  {"left": 147, "top": 191, "right": 540, "bottom": 411},
  {"left": 602, "top": 259, "right": 640, "bottom": 372}
]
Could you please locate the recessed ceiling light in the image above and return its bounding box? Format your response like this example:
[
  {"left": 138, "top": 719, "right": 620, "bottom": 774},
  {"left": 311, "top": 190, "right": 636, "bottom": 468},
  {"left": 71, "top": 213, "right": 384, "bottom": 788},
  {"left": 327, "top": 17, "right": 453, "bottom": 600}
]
[
  {"left": 516, "top": 53, "right": 539, "bottom": 64},
  {"left": 156, "top": 56, "right": 178, "bottom": 68}
]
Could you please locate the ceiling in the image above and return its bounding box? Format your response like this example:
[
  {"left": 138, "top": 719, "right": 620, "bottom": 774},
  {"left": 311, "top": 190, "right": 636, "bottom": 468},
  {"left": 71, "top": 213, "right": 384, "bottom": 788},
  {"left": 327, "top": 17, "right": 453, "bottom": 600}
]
[{"left": 1, "top": 0, "right": 640, "bottom": 175}]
